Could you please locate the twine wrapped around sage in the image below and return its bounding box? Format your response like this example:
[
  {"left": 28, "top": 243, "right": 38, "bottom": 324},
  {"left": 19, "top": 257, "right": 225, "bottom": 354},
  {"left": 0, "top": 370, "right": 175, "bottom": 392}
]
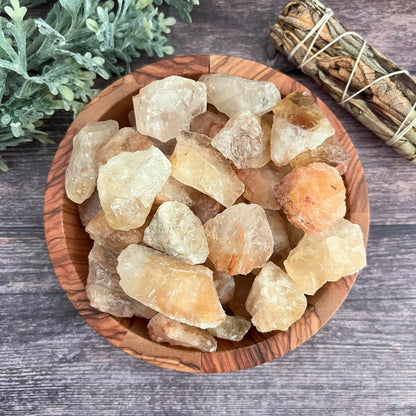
[{"left": 269, "top": 0, "right": 416, "bottom": 164}]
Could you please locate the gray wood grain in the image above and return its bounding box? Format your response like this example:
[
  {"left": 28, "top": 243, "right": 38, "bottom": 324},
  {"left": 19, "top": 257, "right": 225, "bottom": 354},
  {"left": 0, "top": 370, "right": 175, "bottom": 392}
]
[{"left": 0, "top": 1, "right": 415, "bottom": 415}]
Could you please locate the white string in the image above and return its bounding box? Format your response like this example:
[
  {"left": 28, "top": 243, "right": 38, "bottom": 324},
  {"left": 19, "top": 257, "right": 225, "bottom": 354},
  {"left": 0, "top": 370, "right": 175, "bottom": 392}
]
[
  {"left": 387, "top": 101, "right": 416, "bottom": 146},
  {"left": 287, "top": 8, "right": 333, "bottom": 62},
  {"left": 341, "top": 39, "right": 367, "bottom": 103},
  {"left": 290, "top": 7, "right": 416, "bottom": 147}
]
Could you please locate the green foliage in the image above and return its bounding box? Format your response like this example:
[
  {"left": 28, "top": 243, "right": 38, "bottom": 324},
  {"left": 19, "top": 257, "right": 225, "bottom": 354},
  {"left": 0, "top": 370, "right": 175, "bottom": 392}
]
[{"left": 0, "top": 0, "right": 197, "bottom": 171}]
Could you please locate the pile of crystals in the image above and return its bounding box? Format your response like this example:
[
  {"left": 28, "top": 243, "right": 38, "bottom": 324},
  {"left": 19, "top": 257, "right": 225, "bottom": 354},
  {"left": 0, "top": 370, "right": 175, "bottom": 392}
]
[{"left": 65, "top": 73, "right": 366, "bottom": 353}]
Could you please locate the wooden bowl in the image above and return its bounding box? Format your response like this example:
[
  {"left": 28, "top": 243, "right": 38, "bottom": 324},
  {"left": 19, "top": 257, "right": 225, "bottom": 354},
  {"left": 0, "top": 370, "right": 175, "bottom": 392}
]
[{"left": 44, "top": 55, "right": 369, "bottom": 373}]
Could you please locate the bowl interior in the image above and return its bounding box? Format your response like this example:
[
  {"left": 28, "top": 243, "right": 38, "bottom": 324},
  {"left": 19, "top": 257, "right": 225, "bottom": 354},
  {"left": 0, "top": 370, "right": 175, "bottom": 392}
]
[{"left": 45, "top": 55, "right": 369, "bottom": 373}]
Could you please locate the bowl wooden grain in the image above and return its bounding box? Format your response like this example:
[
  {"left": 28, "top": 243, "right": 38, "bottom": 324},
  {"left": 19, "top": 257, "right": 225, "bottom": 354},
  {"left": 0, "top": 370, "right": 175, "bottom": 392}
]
[{"left": 44, "top": 55, "right": 370, "bottom": 373}]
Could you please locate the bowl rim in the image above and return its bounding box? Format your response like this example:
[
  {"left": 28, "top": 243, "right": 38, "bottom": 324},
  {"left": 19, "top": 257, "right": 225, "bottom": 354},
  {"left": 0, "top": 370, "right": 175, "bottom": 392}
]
[{"left": 44, "top": 54, "right": 370, "bottom": 373}]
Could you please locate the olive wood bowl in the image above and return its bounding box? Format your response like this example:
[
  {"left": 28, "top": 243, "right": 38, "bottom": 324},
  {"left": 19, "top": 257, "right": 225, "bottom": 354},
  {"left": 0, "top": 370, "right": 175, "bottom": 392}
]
[{"left": 44, "top": 55, "right": 370, "bottom": 373}]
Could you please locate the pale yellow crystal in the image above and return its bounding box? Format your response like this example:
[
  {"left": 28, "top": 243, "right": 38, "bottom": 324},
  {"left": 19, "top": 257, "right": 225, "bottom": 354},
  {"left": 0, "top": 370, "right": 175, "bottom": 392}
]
[
  {"left": 199, "top": 74, "right": 281, "bottom": 117},
  {"left": 117, "top": 245, "right": 226, "bottom": 328},
  {"left": 86, "top": 210, "right": 144, "bottom": 255},
  {"left": 86, "top": 243, "right": 156, "bottom": 318},
  {"left": 271, "top": 91, "right": 335, "bottom": 166},
  {"left": 97, "top": 127, "right": 153, "bottom": 165},
  {"left": 290, "top": 135, "right": 351, "bottom": 175},
  {"left": 65, "top": 120, "right": 119, "bottom": 203},
  {"left": 170, "top": 131, "right": 244, "bottom": 207},
  {"left": 236, "top": 163, "right": 289, "bottom": 210},
  {"left": 284, "top": 218, "right": 367, "bottom": 295},
  {"left": 246, "top": 262, "right": 307, "bottom": 332},
  {"left": 133, "top": 75, "right": 207, "bottom": 142},
  {"left": 211, "top": 110, "right": 271, "bottom": 169},
  {"left": 207, "top": 315, "right": 251, "bottom": 341},
  {"left": 148, "top": 313, "right": 217, "bottom": 352},
  {"left": 97, "top": 147, "right": 171, "bottom": 230},
  {"left": 204, "top": 203, "right": 274, "bottom": 275},
  {"left": 143, "top": 201, "right": 209, "bottom": 265},
  {"left": 154, "top": 176, "right": 200, "bottom": 207},
  {"left": 154, "top": 176, "right": 223, "bottom": 224}
]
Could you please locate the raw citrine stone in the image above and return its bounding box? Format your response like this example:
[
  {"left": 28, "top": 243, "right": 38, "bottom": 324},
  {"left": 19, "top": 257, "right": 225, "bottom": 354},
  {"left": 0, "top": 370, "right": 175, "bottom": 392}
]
[
  {"left": 97, "top": 127, "right": 153, "bottom": 165},
  {"left": 265, "top": 210, "right": 291, "bottom": 264},
  {"left": 207, "top": 315, "right": 251, "bottom": 341},
  {"left": 190, "top": 109, "right": 229, "bottom": 137},
  {"left": 65, "top": 120, "right": 119, "bottom": 203},
  {"left": 236, "top": 163, "right": 289, "bottom": 210},
  {"left": 148, "top": 314, "right": 217, "bottom": 352},
  {"left": 275, "top": 162, "right": 346, "bottom": 235},
  {"left": 97, "top": 147, "right": 171, "bottom": 230},
  {"left": 86, "top": 210, "right": 144, "bottom": 255},
  {"left": 133, "top": 75, "right": 207, "bottom": 142},
  {"left": 284, "top": 218, "right": 367, "bottom": 295},
  {"left": 246, "top": 262, "right": 307, "bottom": 332},
  {"left": 213, "top": 272, "right": 235, "bottom": 305},
  {"left": 199, "top": 73, "right": 281, "bottom": 117},
  {"left": 270, "top": 91, "right": 335, "bottom": 166},
  {"left": 86, "top": 243, "right": 156, "bottom": 318},
  {"left": 143, "top": 201, "right": 209, "bottom": 265},
  {"left": 117, "top": 245, "right": 226, "bottom": 329},
  {"left": 78, "top": 189, "right": 101, "bottom": 227},
  {"left": 204, "top": 203, "right": 274, "bottom": 275},
  {"left": 154, "top": 176, "right": 223, "bottom": 224},
  {"left": 211, "top": 110, "right": 271, "bottom": 169},
  {"left": 170, "top": 131, "right": 244, "bottom": 207},
  {"left": 290, "top": 135, "right": 351, "bottom": 175},
  {"left": 155, "top": 176, "right": 201, "bottom": 207}
]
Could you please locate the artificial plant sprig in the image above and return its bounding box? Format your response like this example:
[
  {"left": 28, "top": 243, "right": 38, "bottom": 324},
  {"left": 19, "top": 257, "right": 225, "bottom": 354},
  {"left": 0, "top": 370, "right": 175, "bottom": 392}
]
[{"left": 0, "top": 0, "right": 199, "bottom": 171}]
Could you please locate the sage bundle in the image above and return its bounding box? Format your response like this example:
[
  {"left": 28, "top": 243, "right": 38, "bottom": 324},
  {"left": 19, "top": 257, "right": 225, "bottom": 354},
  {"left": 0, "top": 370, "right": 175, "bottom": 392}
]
[{"left": 269, "top": 0, "right": 416, "bottom": 164}]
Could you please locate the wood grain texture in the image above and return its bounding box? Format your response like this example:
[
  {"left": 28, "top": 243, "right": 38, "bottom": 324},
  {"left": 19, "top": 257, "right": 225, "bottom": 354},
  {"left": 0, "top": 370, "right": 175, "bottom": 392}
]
[
  {"left": 1, "top": 0, "right": 415, "bottom": 413},
  {"left": 43, "top": 54, "right": 369, "bottom": 373}
]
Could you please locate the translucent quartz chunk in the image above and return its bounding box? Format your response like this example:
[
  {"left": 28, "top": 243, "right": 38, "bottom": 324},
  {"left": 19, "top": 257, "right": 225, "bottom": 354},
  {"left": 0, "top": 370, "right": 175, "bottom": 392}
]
[
  {"left": 211, "top": 110, "right": 271, "bottom": 169},
  {"left": 199, "top": 74, "right": 281, "bottom": 117},
  {"left": 265, "top": 210, "right": 291, "bottom": 264},
  {"left": 65, "top": 120, "right": 119, "bottom": 203},
  {"left": 155, "top": 176, "right": 200, "bottom": 207},
  {"left": 213, "top": 272, "right": 235, "bottom": 305},
  {"left": 154, "top": 176, "right": 223, "bottom": 224},
  {"left": 97, "top": 147, "right": 171, "bottom": 230},
  {"left": 275, "top": 162, "right": 346, "bottom": 235},
  {"left": 271, "top": 91, "right": 335, "bottom": 166},
  {"left": 143, "top": 201, "right": 209, "bottom": 265},
  {"left": 78, "top": 189, "right": 101, "bottom": 227},
  {"left": 148, "top": 314, "right": 217, "bottom": 352},
  {"left": 170, "top": 131, "right": 244, "bottom": 207},
  {"left": 207, "top": 315, "right": 251, "bottom": 341},
  {"left": 86, "top": 243, "right": 156, "bottom": 318},
  {"left": 190, "top": 109, "right": 228, "bottom": 137},
  {"left": 290, "top": 135, "right": 351, "bottom": 175},
  {"left": 117, "top": 245, "right": 226, "bottom": 328},
  {"left": 284, "top": 218, "right": 367, "bottom": 295},
  {"left": 133, "top": 75, "right": 207, "bottom": 142},
  {"left": 204, "top": 203, "right": 274, "bottom": 275},
  {"left": 236, "top": 163, "right": 289, "bottom": 210},
  {"left": 97, "top": 127, "right": 153, "bottom": 165},
  {"left": 86, "top": 210, "right": 143, "bottom": 255},
  {"left": 246, "top": 262, "right": 307, "bottom": 332}
]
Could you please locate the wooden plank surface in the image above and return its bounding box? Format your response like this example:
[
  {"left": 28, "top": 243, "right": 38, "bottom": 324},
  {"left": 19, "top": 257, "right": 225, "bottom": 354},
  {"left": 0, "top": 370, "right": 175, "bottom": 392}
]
[{"left": 0, "top": 0, "right": 415, "bottom": 414}]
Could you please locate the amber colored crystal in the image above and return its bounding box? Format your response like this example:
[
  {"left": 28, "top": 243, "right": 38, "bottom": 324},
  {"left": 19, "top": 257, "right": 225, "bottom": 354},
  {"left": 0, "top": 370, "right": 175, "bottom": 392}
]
[{"left": 275, "top": 162, "right": 346, "bottom": 235}]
